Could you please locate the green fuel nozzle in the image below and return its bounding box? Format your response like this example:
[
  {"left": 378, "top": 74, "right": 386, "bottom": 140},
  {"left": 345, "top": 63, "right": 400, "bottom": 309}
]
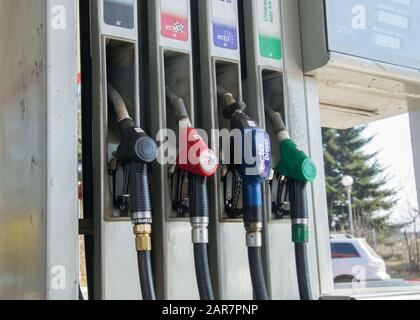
[
  {"left": 265, "top": 107, "right": 317, "bottom": 183},
  {"left": 265, "top": 105, "right": 314, "bottom": 300}
]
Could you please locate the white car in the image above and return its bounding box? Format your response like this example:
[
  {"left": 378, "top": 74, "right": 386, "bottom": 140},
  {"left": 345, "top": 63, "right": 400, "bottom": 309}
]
[{"left": 330, "top": 235, "right": 390, "bottom": 283}]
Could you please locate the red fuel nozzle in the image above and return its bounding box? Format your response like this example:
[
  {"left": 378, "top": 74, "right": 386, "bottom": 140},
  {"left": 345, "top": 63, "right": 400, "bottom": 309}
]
[{"left": 177, "top": 127, "right": 218, "bottom": 177}]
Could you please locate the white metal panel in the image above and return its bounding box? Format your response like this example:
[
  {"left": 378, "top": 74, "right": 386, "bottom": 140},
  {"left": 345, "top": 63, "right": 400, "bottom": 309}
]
[
  {"left": 148, "top": 0, "right": 198, "bottom": 300},
  {"left": 0, "top": 0, "right": 78, "bottom": 300},
  {"left": 0, "top": 0, "right": 48, "bottom": 299},
  {"left": 304, "top": 77, "right": 335, "bottom": 297},
  {"left": 409, "top": 110, "right": 420, "bottom": 211},
  {"left": 196, "top": 0, "right": 251, "bottom": 300},
  {"left": 46, "top": 0, "right": 79, "bottom": 300},
  {"left": 90, "top": 0, "right": 142, "bottom": 300}
]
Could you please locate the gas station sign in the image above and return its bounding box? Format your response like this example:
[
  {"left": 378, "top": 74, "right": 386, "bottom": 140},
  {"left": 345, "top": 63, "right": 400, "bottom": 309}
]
[{"left": 325, "top": 0, "right": 420, "bottom": 70}]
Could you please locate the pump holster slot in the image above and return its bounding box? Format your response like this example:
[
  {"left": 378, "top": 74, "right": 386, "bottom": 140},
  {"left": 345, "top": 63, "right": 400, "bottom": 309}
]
[
  {"left": 170, "top": 167, "right": 190, "bottom": 217},
  {"left": 109, "top": 158, "right": 131, "bottom": 217},
  {"left": 223, "top": 168, "right": 243, "bottom": 219},
  {"left": 270, "top": 174, "right": 290, "bottom": 219}
]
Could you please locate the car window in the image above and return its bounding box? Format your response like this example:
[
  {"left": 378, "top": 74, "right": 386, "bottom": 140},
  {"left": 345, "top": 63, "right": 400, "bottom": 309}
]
[
  {"left": 331, "top": 242, "right": 361, "bottom": 259},
  {"left": 361, "top": 240, "right": 380, "bottom": 258}
]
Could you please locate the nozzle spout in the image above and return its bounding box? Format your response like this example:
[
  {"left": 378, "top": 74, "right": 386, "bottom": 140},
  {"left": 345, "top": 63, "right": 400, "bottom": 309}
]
[
  {"left": 265, "top": 106, "right": 288, "bottom": 135},
  {"left": 108, "top": 82, "right": 132, "bottom": 122},
  {"left": 165, "top": 86, "right": 191, "bottom": 124},
  {"left": 217, "top": 85, "right": 237, "bottom": 107}
]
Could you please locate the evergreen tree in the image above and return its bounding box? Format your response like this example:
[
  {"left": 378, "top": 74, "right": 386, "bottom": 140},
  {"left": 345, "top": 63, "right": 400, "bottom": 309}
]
[{"left": 322, "top": 126, "right": 397, "bottom": 233}]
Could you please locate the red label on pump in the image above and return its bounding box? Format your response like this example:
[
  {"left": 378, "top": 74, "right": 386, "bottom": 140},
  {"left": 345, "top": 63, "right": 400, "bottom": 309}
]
[
  {"left": 178, "top": 128, "right": 218, "bottom": 177},
  {"left": 161, "top": 14, "right": 188, "bottom": 41},
  {"left": 161, "top": 0, "right": 189, "bottom": 41}
]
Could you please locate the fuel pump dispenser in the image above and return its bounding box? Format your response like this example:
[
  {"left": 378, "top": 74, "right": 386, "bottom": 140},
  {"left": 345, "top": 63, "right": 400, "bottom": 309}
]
[
  {"left": 265, "top": 99, "right": 317, "bottom": 300},
  {"left": 193, "top": 0, "right": 255, "bottom": 300},
  {"left": 240, "top": 0, "right": 320, "bottom": 300},
  {"left": 108, "top": 84, "right": 158, "bottom": 300},
  {"left": 147, "top": 0, "right": 202, "bottom": 299},
  {"left": 88, "top": 0, "right": 152, "bottom": 299},
  {"left": 217, "top": 87, "right": 271, "bottom": 301},
  {"left": 165, "top": 86, "right": 218, "bottom": 300}
]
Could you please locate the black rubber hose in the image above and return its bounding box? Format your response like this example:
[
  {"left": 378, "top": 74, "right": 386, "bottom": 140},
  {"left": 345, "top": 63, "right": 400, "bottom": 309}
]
[
  {"left": 289, "top": 179, "right": 309, "bottom": 221},
  {"left": 129, "top": 163, "right": 152, "bottom": 216},
  {"left": 189, "top": 174, "right": 209, "bottom": 218},
  {"left": 295, "top": 242, "right": 312, "bottom": 300},
  {"left": 137, "top": 251, "right": 156, "bottom": 301},
  {"left": 189, "top": 174, "right": 215, "bottom": 300},
  {"left": 130, "top": 163, "right": 156, "bottom": 300},
  {"left": 193, "top": 243, "right": 214, "bottom": 300},
  {"left": 248, "top": 247, "right": 269, "bottom": 301},
  {"left": 289, "top": 179, "right": 313, "bottom": 300}
]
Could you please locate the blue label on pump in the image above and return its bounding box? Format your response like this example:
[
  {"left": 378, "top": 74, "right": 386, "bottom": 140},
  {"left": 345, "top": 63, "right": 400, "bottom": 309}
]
[
  {"left": 213, "top": 23, "right": 238, "bottom": 49},
  {"left": 256, "top": 131, "right": 272, "bottom": 180},
  {"left": 212, "top": 0, "right": 239, "bottom": 50},
  {"left": 242, "top": 129, "right": 271, "bottom": 182}
]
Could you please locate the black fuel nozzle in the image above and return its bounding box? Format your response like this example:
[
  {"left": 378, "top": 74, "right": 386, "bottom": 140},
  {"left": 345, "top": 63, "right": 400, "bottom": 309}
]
[
  {"left": 116, "top": 119, "right": 158, "bottom": 165},
  {"left": 107, "top": 83, "right": 157, "bottom": 226},
  {"left": 108, "top": 82, "right": 157, "bottom": 300}
]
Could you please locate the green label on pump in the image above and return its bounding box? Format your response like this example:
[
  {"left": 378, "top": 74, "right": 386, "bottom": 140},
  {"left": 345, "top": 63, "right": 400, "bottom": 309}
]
[
  {"left": 257, "top": 0, "right": 282, "bottom": 60},
  {"left": 259, "top": 34, "right": 282, "bottom": 60}
]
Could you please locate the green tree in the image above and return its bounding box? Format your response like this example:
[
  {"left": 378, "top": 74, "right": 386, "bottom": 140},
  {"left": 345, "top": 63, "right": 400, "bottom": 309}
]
[{"left": 322, "top": 126, "right": 397, "bottom": 233}]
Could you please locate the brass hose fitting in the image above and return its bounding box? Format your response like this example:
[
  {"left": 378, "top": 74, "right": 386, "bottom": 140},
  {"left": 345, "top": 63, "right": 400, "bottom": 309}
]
[{"left": 133, "top": 224, "right": 152, "bottom": 252}]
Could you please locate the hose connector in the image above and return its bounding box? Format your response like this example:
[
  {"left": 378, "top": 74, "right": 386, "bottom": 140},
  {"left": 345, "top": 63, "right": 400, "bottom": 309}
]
[
  {"left": 134, "top": 224, "right": 152, "bottom": 252},
  {"left": 289, "top": 180, "right": 310, "bottom": 243},
  {"left": 191, "top": 217, "right": 209, "bottom": 244},
  {"left": 292, "top": 220, "right": 309, "bottom": 243},
  {"left": 245, "top": 222, "right": 263, "bottom": 248}
]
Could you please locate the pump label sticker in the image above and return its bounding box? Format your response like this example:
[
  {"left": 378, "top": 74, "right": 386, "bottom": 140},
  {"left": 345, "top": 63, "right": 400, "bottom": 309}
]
[
  {"left": 161, "top": 0, "right": 189, "bottom": 41},
  {"left": 104, "top": 0, "right": 135, "bottom": 29},
  {"left": 257, "top": 0, "right": 282, "bottom": 60},
  {"left": 212, "top": 0, "right": 239, "bottom": 50}
]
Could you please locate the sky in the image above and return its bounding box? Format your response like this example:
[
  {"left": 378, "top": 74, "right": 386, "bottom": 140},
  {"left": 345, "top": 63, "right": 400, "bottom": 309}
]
[{"left": 363, "top": 114, "right": 419, "bottom": 225}]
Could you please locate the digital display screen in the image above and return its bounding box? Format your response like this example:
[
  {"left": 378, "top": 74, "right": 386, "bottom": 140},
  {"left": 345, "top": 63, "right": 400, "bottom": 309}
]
[
  {"left": 325, "top": 0, "right": 420, "bottom": 70},
  {"left": 104, "top": 0, "right": 135, "bottom": 29}
]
